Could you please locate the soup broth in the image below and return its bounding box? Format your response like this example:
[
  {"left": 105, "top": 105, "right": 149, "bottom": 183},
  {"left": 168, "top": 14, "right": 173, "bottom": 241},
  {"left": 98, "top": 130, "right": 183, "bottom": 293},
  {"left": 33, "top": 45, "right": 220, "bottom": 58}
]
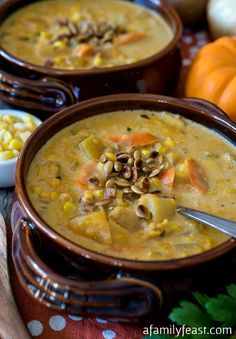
[
  {"left": 27, "top": 110, "right": 236, "bottom": 261},
  {"left": 0, "top": 0, "right": 173, "bottom": 70}
]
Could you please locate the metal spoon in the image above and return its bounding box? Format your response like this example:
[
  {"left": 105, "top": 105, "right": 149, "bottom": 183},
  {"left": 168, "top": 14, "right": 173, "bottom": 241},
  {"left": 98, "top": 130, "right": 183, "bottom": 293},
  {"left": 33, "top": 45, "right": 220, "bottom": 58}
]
[
  {"left": 0, "top": 212, "right": 31, "bottom": 339},
  {"left": 177, "top": 206, "right": 236, "bottom": 238}
]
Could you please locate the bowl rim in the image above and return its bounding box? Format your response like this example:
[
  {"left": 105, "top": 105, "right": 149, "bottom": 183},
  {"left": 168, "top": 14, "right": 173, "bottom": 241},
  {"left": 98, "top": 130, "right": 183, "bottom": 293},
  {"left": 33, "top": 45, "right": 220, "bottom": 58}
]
[
  {"left": 15, "top": 94, "right": 236, "bottom": 271},
  {"left": 0, "top": 0, "right": 182, "bottom": 76}
]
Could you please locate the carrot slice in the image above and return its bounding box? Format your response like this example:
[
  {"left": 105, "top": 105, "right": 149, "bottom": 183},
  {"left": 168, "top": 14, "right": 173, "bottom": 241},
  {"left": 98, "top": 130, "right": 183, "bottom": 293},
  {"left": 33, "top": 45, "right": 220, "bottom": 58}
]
[
  {"left": 75, "top": 44, "right": 93, "bottom": 57},
  {"left": 185, "top": 158, "right": 208, "bottom": 194},
  {"left": 109, "top": 133, "right": 158, "bottom": 146},
  {"left": 77, "top": 162, "right": 97, "bottom": 189},
  {"left": 115, "top": 32, "right": 146, "bottom": 45},
  {"left": 160, "top": 167, "right": 175, "bottom": 189}
]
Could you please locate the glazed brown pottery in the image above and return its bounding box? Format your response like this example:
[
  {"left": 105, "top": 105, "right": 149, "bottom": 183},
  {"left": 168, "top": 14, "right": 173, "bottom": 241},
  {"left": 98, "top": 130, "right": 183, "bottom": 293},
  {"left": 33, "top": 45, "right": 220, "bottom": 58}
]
[
  {"left": 0, "top": 0, "right": 182, "bottom": 117},
  {"left": 11, "top": 94, "right": 236, "bottom": 321}
]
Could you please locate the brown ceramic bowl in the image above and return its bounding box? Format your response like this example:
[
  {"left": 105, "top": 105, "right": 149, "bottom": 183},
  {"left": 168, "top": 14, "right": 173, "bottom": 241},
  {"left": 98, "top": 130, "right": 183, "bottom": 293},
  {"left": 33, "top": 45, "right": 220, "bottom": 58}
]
[
  {"left": 11, "top": 94, "right": 236, "bottom": 321},
  {"left": 0, "top": 0, "right": 182, "bottom": 117}
]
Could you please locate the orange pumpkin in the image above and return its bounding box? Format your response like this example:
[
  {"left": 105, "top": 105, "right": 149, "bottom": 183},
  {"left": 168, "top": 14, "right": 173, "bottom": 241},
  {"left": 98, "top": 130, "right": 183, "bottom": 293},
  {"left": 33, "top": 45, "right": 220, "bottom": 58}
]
[{"left": 186, "top": 36, "right": 236, "bottom": 122}]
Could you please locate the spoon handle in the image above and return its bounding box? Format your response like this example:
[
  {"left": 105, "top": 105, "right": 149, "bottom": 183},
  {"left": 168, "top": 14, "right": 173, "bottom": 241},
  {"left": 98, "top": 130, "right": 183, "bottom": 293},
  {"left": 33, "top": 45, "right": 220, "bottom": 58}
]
[
  {"left": 0, "top": 213, "right": 31, "bottom": 339},
  {"left": 177, "top": 206, "right": 236, "bottom": 238}
]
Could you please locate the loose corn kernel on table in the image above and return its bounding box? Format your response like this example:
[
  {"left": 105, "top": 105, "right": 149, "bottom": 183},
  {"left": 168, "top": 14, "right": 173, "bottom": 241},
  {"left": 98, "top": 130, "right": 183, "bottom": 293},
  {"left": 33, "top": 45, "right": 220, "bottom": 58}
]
[{"left": 1, "top": 28, "right": 236, "bottom": 339}]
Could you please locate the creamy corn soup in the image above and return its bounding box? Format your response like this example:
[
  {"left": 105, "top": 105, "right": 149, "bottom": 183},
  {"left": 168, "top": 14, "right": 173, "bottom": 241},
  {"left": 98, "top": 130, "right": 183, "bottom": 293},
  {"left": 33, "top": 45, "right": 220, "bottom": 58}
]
[
  {"left": 0, "top": 0, "right": 173, "bottom": 70},
  {"left": 27, "top": 111, "right": 236, "bottom": 261}
]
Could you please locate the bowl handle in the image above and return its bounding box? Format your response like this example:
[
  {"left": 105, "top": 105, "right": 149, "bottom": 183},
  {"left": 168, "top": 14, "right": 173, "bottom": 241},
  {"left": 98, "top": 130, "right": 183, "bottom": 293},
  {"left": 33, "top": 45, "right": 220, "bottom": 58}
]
[
  {"left": 0, "top": 70, "right": 77, "bottom": 114},
  {"left": 180, "top": 97, "right": 229, "bottom": 118},
  {"left": 12, "top": 218, "right": 163, "bottom": 321}
]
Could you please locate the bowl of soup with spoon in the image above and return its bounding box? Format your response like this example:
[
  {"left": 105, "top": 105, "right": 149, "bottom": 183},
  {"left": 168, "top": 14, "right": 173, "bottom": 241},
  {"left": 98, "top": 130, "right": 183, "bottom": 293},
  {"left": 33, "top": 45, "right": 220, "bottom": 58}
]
[
  {"left": 11, "top": 94, "right": 236, "bottom": 320},
  {"left": 0, "top": 0, "right": 182, "bottom": 114}
]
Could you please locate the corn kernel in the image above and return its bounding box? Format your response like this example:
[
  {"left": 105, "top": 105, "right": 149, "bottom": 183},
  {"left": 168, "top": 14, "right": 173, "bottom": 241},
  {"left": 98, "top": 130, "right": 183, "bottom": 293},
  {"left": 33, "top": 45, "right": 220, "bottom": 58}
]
[
  {"left": 8, "top": 139, "right": 22, "bottom": 151},
  {"left": 176, "top": 163, "right": 186, "bottom": 178},
  {"left": 55, "top": 56, "right": 66, "bottom": 64},
  {"left": 25, "top": 122, "right": 36, "bottom": 131},
  {"left": 93, "top": 190, "right": 104, "bottom": 199},
  {"left": 0, "top": 122, "right": 8, "bottom": 130},
  {"left": 50, "top": 191, "right": 58, "bottom": 200},
  {"left": 19, "top": 131, "right": 31, "bottom": 143},
  {"left": 170, "top": 223, "right": 182, "bottom": 231},
  {"left": 0, "top": 151, "right": 15, "bottom": 160},
  {"left": 119, "top": 201, "right": 128, "bottom": 207},
  {"left": 105, "top": 152, "right": 116, "bottom": 162},
  {"left": 63, "top": 201, "right": 76, "bottom": 214},
  {"left": 30, "top": 185, "right": 42, "bottom": 194},
  {"left": 3, "top": 131, "right": 13, "bottom": 144},
  {"left": 141, "top": 149, "right": 150, "bottom": 157},
  {"left": 71, "top": 12, "right": 81, "bottom": 21},
  {"left": 21, "top": 114, "right": 33, "bottom": 124},
  {"left": 0, "top": 146, "right": 2, "bottom": 152},
  {"left": 94, "top": 54, "right": 103, "bottom": 66},
  {"left": 186, "top": 235, "right": 196, "bottom": 243},
  {"left": 2, "top": 141, "right": 9, "bottom": 150},
  {"left": 172, "top": 153, "right": 179, "bottom": 162},
  {"left": 60, "top": 193, "right": 72, "bottom": 202},
  {"left": 155, "top": 143, "right": 167, "bottom": 155},
  {"left": 159, "top": 145, "right": 167, "bottom": 155},
  {"left": 150, "top": 177, "right": 161, "bottom": 191},
  {"left": 13, "top": 122, "right": 26, "bottom": 131},
  {"left": 201, "top": 239, "right": 212, "bottom": 250},
  {"left": 225, "top": 188, "right": 236, "bottom": 194},
  {"left": 12, "top": 150, "right": 19, "bottom": 157},
  {"left": 2, "top": 115, "right": 18, "bottom": 124},
  {"left": 164, "top": 137, "right": 176, "bottom": 148},
  {"left": 84, "top": 191, "right": 94, "bottom": 201},
  {"left": 40, "top": 191, "right": 50, "bottom": 199},
  {"left": 50, "top": 178, "right": 61, "bottom": 187},
  {"left": 53, "top": 40, "right": 67, "bottom": 49},
  {"left": 39, "top": 31, "right": 52, "bottom": 41}
]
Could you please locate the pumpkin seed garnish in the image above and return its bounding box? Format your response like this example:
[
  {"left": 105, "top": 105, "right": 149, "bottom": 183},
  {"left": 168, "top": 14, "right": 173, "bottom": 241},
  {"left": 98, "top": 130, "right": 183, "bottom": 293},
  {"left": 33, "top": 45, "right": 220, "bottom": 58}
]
[
  {"left": 130, "top": 167, "right": 138, "bottom": 182},
  {"left": 139, "top": 177, "right": 149, "bottom": 192},
  {"left": 134, "top": 150, "right": 141, "bottom": 160},
  {"left": 104, "top": 160, "right": 113, "bottom": 176},
  {"left": 136, "top": 204, "right": 151, "bottom": 220},
  {"left": 114, "top": 161, "right": 122, "bottom": 172},
  {"left": 149, "top": 166, "right": 163, "bottom": 178},
  {"left": 95, "top": 199, "right": 111, "bottom": 206},
  {"left": 122, "top": 165, "right": 132, "bottom": 179},
  {"left": 116, "top": 153, "right": 130, "bottom": 163},
  {"left": 134, "top": 158, "right": 142, "bottom": 169},
  {"left": 88, "top": 176, "right": 99, "bottom": 186},
  {"left": 100, "top": 154, "right": 107, "bottom": 163},
  {"left": 131, "top": 185, "right": 143, "bottom": 195},
  {"left": 105, "top": 179, "right": 116, "bottom": 188},
  {"left": 116, "top": 178, "right": 132, "bottom": 187},
  {"left": 105, "top": 188, "right": 117, "bottom": 199}
]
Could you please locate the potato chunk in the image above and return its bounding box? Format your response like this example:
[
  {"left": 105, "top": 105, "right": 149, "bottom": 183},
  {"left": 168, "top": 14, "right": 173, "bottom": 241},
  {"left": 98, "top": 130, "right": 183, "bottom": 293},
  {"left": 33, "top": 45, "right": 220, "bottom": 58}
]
[
  {"left": 79, "top": 135, "right": 104, "bottom": 160},
  {"left": 138, "top": 194, "right": 176, "bottom": 223},
  {"left": 69, "top": 211, "right": 112, "bottom": 244},
  {"left": 109, "top": 206, "right": 142, "bottom": 231}
]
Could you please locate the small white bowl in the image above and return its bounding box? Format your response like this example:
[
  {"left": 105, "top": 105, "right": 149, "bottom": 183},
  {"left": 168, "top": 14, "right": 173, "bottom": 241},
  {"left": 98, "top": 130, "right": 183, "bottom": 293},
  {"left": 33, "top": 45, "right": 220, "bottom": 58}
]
[{"left": 0, "top": 109, "right": 42, "bottom": 188}]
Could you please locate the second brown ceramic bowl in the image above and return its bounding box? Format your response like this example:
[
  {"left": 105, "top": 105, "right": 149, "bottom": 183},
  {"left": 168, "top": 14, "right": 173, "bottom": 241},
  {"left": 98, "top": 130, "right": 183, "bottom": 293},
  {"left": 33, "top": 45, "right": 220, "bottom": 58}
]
[
  {"left": 0, "top": 0, "right": 182, "bottom": 117},
  {"left": 11, "top": 94, "right": 236, "bottom": 321}
]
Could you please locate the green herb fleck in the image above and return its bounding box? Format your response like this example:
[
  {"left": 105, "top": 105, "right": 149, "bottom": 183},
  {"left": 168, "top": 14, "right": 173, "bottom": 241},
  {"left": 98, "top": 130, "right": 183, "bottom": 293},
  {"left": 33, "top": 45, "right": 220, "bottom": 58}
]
[
  {"left": 140, "top": 114, "right": 150, "bottom": 119},
  {"left": 18, "top": 37, "right": 31, "bottom": 42}
]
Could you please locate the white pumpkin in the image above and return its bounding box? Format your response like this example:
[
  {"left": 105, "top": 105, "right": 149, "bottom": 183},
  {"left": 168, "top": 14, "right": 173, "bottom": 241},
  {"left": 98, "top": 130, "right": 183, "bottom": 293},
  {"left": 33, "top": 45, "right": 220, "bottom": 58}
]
[{"left": 208, "top": 0, "right": 236, "bottom": 38}]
